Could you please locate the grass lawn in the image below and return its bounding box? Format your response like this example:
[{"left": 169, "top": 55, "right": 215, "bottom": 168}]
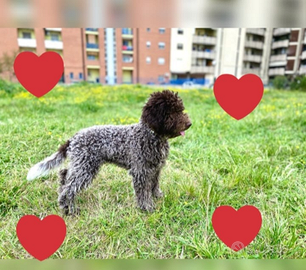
[{"left": 0, "top": 82, "right": 306, "bottom": 259}]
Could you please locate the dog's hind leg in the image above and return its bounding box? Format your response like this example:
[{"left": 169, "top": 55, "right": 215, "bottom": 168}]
[{"left": 58, "top": 161, "right": 100, "bottom": 216}]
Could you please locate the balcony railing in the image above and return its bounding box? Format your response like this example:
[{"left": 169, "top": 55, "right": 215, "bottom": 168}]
[
  {"left": 242, "top": 68, "right": 261, "bottom": 76},
  {"left": 273, "top": 28, "right": 291, "bottom": 36},
  {"left": 192, "top": 51, "right": 216, "bottom": 59},
  {"left": 45, "top": 28, "right": 62, "bottom": 32},
  {"left": 300, "top": 65, "right": 306, "bottom": 74},
  {"left": 45, "top": 40, "right": 63, "bottom": 50},
  {"left": 246, "top": 29, "right": 265, "bottom": 36},
  {"left": 270, "top": 54, "right": 287, "bottom": 62},
  {"left": 122, "top": 57, "right": 133, "bottom": 63},
  {"left": 192, "top": 36, "right": 217, "bottom": 45},
  {"left": 245, "top": 40, "right": 264, "bottom": 50},
  {"left": 17, "top": 38, "right": 37, "bottom": 48},
  {"left": 243, "top": 54, "right": 262, "bottom": 63},
  {"left": 86, "top": 43, "right": 99, "bottom": 49},
  {"left": 122, "top": 46, "right": 133, "bottom": 51},
  {"left": 272, "top": 39, "right": 289, "bottom": 49},
  {"left": 269, "top": 68, "right": 285, "bottom": 76},
  {"left": 190, "top": 66, "right": 214, "bottom": 73}
]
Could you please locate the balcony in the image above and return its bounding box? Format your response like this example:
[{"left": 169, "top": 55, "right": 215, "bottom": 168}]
[
  {"left": 272, "top": 39, "right": 289, "bottom": 49},
  {"left": 45, "top": 40, "right": 63, "bottom": 50},
  {"left": 18, "top": 38, "right": 37, "bottom": 48},
  {"left": 245, "top": 40, "right": 264, "bottom": 50},
  {"left": 192, "top": 36, "right": 217, "bottom": 45},
  {"left": 190, "top": 66, "right": 214, "bottom": 74},
  {"left": 270, "top": 54, "right": 287, "bottom": 62},
  {"left": 45, "top": 28, "right": 62, "bottom": 32},
  {"left": 86, "top": 43, "right": 99, "bottom": 51},
  {"left": 122, "top": 28, "right": 133, "bottom": 39},
  {"left": 273, "top": 28, "right": 291, "bottom": 36},
  {"left": 122, "top": 46, "right": 133, "bottom": 54},
  {"left": 122, "top": 56, "right": 133, "bottom": 63},
  {"left": 192, "top": 51, "right": 216, "bottom": 59},
  {"left": 301, "top": 51, "right": 306, "bottom": 60},
  {"left": 300, "top": 65, "right": 306, "bottom": 74},
  {"left": 246, "top": 29, "right": 265, "bottom": 36},
  {"left": 269, "top": 68, "right": 285, "bottom": 76},
  {"left": 243, "top": 54, "right": 262, "bottom": 63},
  {"left": 242, "top": 68, "right": 261, "bottom": 76}
]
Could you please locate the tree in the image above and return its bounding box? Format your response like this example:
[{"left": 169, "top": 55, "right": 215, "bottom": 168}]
[{"left": 0, "top": 50, "right": 19, "bottom": 82}]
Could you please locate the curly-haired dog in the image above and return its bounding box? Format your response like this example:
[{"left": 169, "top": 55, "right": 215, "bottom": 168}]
[{"left": 27, "top": 90, "right": 192, "bottom": 215}]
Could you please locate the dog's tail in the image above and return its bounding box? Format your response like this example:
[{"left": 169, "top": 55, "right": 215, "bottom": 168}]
[{"left": 27, "top": 140, "right": 70, "bottom": 181}]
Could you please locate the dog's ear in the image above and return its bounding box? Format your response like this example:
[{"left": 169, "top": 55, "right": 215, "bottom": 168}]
[{"left": 141, "top": 94, "right": 167, "bottom": 134}]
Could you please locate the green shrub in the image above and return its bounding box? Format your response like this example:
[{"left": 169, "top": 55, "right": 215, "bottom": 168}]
[
  {"left": 0, "top": 79, "right": 22, "bottom": 96},
  {"left": 273, "top": 75, "right": 288, "bottom": 89},
  {"left": 290, "top": 75, "right": 306, "bottom": 92}
]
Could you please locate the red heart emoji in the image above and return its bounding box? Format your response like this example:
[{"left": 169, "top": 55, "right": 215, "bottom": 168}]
[
  {"left": 14, "top": 52, "right": 64, "bottom": 98},
  {"left": 16, "top": 215, "right": 66, "bottom": 261},
  {"left": 212, "top": 205, "right": 262, "bottom": 251},
  {"left": 213, "top": 74, "right": 264, "bottom": 120}
]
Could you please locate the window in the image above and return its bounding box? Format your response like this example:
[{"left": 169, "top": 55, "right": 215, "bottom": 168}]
[
  {"left": 123, "top": 55, "right": 133, "bottom": 63},
  {"left": 147, "top": 28, "right": 150, "bottom": 32},
  {"left": 177, "top": 43, "right": 183, "bottom": 50},
  {"left": 178, "top": 29, "right": 183, "bottom": 34},
  {"left": 88, "top": 71, "right": 91, "bottom": 76},
  {"left": 159, "top": 28, "right": 165, "bottom": 34},
  {"left": 22, "top": 32, "right": 31, "bottom": 39},
  {"left": 146, "top": 41, "right": 151, "bottom": 48},
  {"left": 70, "top": 72, "right": 74, "bottom": 79},
  {"left": 146, "top": 57, "right": 151, "bottom": 64},
  {"left": 79, "top": 73, "right": 83, "bottom": 79},
  {"left": 158, "top": 42, "right": 165, "bottom": 49},
  {"left": 87, "top": 55, "right": 96, "bottom": 60},
  {"left": 51, "top": 34, "right": 59, "bottom": 41},
  {"left": 158, "top": 58, "right": 165, "bottom": 65}
]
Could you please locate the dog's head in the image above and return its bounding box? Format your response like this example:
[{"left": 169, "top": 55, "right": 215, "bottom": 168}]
[{"left": 141, "top": 90, "right": 192, "bottom": 138}]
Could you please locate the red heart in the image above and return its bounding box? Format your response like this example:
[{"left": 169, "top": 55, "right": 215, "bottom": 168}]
[
  {"left": 16, "top": 215, "right": 66, "bottom": 260},
  {"left": 213, "top": 74, "right": 264, "bottom": 120},
  {"left": 212, "top": 205, "right": 262, "bottom": 251},
  {"left": 14, "top": 52, "right": 64, "bottom": 98}
]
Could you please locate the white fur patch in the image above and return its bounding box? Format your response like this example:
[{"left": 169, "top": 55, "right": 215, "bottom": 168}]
[
  {"left": 26, "top": 163, "right": 49, "bottom": 181},
  {"left": 26, "top": 153, "right": 58, "bottom": 181}
]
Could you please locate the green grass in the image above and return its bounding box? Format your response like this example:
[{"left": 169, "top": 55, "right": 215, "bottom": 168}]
[{"left": 0, "top": 83, "right": 306, "bottom": 259}]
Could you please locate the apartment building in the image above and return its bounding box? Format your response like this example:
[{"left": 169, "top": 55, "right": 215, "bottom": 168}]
[
  {"left": 269, "top": 28, "right": 306, "bottom": 79},
  {"left": 138, "top": 28, "right": 171, "bottom": 84},
  {"left": 170, "top": 28, "right": 306, "bottom": 85},
  {"left": 170, "top": 28, "right": 217, "bottom": 85},
  {"left": 214, "top": 28, "right": 272, "bottom": 85},
  {"left": 0, "top": 28, "right": 305, "bottom": 86},
  {"left": 0, "top": 27, "right": 171, "bottom": 84}
]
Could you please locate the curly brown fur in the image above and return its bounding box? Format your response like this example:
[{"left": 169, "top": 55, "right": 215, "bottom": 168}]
[{"left": 27, "top": 90, "right": 192, "bottom": 215}]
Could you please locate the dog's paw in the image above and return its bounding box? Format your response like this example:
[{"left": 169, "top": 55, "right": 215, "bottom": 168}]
[
  {"left": 153, "top": 189, "right": 164, "bottom": 198},
  {"left": 139, "top": 201, "right": 155, "bottom": 212}
]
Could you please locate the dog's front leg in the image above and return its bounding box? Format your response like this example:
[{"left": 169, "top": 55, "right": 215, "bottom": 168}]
[
  {"left": 130, "top": 170, "right": 155, "bottom": 212},
  {"left": 152, "top": 169, "right": 164, "bottom": 198}
]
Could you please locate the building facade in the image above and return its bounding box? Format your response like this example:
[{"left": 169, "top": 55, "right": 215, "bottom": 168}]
[{"left": 0, "top": 28, "right": 305, "bottom": 86}]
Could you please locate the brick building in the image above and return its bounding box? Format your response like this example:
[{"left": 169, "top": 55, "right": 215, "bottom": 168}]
[{"left": 0, "top": 27, "right": 171, "bottom": 85}]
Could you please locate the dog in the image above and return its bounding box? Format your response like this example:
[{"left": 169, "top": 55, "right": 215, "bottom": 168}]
[{"left": 27, "top": 90, "right": 192, "bottom": 215}]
